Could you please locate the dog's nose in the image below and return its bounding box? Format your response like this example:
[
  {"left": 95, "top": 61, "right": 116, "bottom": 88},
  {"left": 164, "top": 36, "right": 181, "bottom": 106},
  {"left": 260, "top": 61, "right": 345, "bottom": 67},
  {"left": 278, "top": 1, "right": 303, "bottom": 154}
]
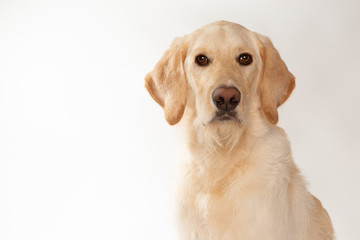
[{"left": 212, "top": 86, "right": 241, "bottom": 111}]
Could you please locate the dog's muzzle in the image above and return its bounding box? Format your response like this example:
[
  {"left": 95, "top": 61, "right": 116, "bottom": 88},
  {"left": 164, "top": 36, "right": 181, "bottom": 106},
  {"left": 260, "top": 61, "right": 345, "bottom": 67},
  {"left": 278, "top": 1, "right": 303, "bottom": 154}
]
[
  {"left": 212, "top": 86, "right": 241, "bottom": 111},
  {"left": 208, "top": 86, "right": 242, "bottom": 123}
]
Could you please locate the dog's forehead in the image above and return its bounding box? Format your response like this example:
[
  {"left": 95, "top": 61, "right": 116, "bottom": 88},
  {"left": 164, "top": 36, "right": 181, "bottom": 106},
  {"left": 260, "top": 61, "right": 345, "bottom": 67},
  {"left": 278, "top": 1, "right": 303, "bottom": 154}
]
[{"left": 188, "top": 21, "right": 257, "bottom": 51}]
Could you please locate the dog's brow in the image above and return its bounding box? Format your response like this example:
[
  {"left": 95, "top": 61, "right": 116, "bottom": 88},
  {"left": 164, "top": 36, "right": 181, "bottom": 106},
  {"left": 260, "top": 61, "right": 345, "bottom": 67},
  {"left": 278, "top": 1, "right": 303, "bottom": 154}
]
[{"left": 191, "top": 48, "right": 210, "bottom": 55}]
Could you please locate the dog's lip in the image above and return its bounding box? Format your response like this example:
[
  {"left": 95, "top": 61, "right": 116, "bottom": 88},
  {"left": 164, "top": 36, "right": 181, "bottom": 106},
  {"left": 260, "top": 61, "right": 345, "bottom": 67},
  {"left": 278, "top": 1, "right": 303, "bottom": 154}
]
[{"left": 209, "top": 111, "right": 242, "bottom": 123}]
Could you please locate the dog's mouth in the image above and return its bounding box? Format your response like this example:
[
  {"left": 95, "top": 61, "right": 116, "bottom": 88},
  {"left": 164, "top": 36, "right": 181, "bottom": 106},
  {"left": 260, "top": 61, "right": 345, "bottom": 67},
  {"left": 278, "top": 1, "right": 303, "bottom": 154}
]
[{"left": 209, "top": 110, "right": 242, "bottom": 123}]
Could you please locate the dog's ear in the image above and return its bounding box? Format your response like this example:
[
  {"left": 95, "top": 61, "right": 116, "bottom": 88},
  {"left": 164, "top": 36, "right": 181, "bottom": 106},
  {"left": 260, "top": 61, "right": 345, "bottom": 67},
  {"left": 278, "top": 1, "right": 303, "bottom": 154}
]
[
  {"left": 145, "top": 37, "right": 188, "bottom": 125},
  {"left": 255, "top": 33, "right": 295, "bottom": 125}
]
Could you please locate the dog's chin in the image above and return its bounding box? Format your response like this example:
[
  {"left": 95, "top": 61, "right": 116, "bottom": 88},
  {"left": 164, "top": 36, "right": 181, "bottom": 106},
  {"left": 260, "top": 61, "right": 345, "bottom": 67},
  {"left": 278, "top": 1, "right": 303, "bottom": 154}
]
[
  {"left": 199, "top": 112, "right": 244, "bottom": 153},
  {"left": 210, "top": 115, "right": 242, "bottom": 124}
]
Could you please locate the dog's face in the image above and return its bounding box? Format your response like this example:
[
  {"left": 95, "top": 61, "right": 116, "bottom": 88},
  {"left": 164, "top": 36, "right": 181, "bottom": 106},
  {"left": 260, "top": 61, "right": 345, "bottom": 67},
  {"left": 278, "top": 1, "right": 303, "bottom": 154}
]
[
  {"left": 145, "top": 21, "right": 295, "bottom": 148},
  {"left": 184, "top": 23, "right": 263, "bottom": 129}
]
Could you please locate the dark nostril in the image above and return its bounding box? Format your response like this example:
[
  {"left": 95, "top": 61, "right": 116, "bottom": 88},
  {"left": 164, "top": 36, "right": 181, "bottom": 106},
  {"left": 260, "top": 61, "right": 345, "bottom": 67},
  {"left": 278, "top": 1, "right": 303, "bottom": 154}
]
[
  {"left": 214, "top": 97, "right": 225, "bottom": 109},
  {"left": 212, "top": 86, "right": 241, "bottom": 111}
]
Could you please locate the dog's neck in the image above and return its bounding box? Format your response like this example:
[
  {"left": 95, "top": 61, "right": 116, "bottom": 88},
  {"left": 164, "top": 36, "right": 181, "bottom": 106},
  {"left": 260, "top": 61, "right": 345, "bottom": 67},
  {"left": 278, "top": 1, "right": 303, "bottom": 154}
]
[
  {"left": 179, "top": 109, "right": 293, "bottom": 192},
  {"left": 182, "top": 106, "right": 276, "bottom": 174}
]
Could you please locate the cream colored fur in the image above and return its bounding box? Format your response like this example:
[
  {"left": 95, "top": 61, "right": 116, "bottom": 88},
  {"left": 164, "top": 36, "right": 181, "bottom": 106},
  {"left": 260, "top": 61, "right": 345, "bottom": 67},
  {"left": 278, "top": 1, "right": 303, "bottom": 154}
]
[{"left": 145, "top": 21, "right": 334, "bottom": 240}]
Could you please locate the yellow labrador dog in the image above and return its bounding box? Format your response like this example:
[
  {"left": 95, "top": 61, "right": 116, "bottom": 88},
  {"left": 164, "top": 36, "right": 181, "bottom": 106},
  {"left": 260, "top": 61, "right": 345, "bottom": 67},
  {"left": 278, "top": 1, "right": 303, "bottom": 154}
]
[{"left": 145, "top": 21, "right": 334, "bottom": 240}]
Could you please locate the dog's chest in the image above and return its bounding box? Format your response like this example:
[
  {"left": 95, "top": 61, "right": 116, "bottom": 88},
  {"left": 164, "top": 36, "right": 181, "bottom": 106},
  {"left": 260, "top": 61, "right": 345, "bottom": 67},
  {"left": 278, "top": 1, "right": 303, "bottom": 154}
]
[
  {"left": 178, "top": 166, "right": 289, "bottom": 239},
  {"left": 194, "top": 191, "right": 210, "bottom": 216},
  {"left": 185, "top": 184, "right": 267, "bottom": 239}
]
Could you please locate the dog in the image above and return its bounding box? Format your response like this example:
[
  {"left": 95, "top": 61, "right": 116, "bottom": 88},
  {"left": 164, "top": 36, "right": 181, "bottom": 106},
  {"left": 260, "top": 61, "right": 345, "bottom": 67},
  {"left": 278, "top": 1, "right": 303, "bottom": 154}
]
[{"left": 145, "top": 21, "right": 334, "bottom": 240}]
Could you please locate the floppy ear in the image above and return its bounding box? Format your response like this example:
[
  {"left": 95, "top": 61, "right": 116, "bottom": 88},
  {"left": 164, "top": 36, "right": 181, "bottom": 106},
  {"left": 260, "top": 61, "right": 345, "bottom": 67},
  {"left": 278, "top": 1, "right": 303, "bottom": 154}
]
[
  {"left": 145, "top": 37, "right": 188, "bottom": 125},
  {"left": 255, "top": 33, "right": 296, "bottom": 125}
]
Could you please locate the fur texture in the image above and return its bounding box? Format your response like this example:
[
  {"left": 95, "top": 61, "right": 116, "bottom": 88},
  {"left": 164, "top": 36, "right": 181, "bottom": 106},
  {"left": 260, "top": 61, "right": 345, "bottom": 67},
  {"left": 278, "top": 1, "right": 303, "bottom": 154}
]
[{"left": 145, "top": 21, "right": 334, "bottom": 240}]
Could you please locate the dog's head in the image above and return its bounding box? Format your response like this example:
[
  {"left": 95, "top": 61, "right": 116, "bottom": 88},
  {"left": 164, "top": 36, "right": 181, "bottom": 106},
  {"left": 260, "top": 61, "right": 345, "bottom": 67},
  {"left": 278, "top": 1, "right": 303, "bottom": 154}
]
[{"left": 145, "top": 21, "right": 295, "bottom": 148}]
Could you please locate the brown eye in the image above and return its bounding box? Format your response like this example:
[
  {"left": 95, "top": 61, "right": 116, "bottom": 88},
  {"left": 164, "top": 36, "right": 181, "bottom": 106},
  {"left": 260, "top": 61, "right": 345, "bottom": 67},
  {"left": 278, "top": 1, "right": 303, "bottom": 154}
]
[
  {"left": 238, "top": 53, "right": 252, "bottom": 65},
  {"left": 195, "top": 55, "right": 209, "bottom": 66}
]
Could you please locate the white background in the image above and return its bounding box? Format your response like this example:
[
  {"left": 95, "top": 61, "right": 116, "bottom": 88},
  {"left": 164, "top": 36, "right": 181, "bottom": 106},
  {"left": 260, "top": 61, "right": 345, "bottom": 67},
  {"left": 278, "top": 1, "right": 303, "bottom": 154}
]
[{"left": 0, "top": 0, "right": 359, "bottom": 239}]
